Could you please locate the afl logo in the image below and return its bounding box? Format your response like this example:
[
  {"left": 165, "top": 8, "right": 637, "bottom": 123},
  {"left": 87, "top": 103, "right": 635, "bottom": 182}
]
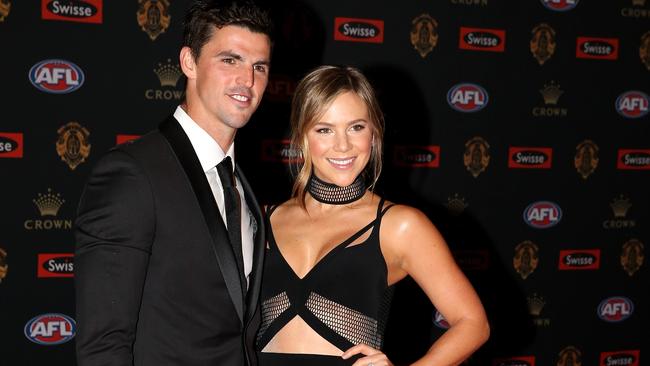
[
  {"left": 24, "top": 313, "right": 76, "bottom": 345},
  {"left": 524, "top": 201, "right": 562, "bottom": 228},
  {"left": 432, "top": 310, "right": 449, "bottom": 329},
  {"left": 447, "top": 83, "right": 488, "bottom": 112},
  {"left": 615, "top": 91, "right": 649, "bottom": 119},
  {"left": 540, "top": 0, "right": 579, "bottom": 11},
  {"left": 29, "top": 59, "right": 84, "bottom": 94},
  {"left": 597, "top": 297, "right": 633, "bottom": 322}
]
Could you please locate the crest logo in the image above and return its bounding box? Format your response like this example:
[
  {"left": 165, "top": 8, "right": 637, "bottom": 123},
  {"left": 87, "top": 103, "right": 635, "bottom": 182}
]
[
  {"left": 447, "top": 83, "right": 488, "bottom": 112},
  {"left": 445, "top": 193, "right": 468, "bottom": 216},
  {"left": 29, "top": 59, "right": 84, "bottom": 94},
  {"left": 432, "top": 310, "right": 450, "bottom": 329},
  {"left": 615, "top": 91, "right": 649, "bottom": 118},
  {"left": 524, "top": 201, "right": 562, "bottom": 228},
  {"left": 0, "top": 0, "right": 11, "bottom": 21},
  {"left": 617, "top": 149, "right": 650, "bottom": 170},
  {"left": 393, "top": 145, "right": 440, "bottom": 168},
  {"left": 558, "top": 249, "right": 600, "bottom": 270},
  {"left": 493, "top": 356, "right": 536, "bottom": 366},
  {"left": 56, "top": 122, "right": 91, "bottom": 170},
  {"left": 621, "top": 239, "right": 644, "bottom": 276},
  {"left": 41, "top": 0, "right": 103, "bottom": 24},
  {"left": 137, "top": 0, "right": 170, "bottom": 41},
  {"left": 410, "top": 14, "right": 438, "bottom": 58},
  {"left": 24, "top": 313, "right": 76, "bottom": 345},
  {"left": 557, "top": 346, "right": 582, "bottom": 366},
  {"left": 541, "top": 0, "right": 579, "bottom": 11},
  {"left": 0, "top": 247, "right": 7, "bottom": 283},
  {"left": 574, "top": 140, "right": 599, "bottom": 179},
  {"left": 530, "top": 23, "right": 556, "bottom": 65},
  {"left": 0, "top": 132, "right": 23, "bottom": 158},
  {"left": 598, "top": 297, "right": 634, "bottom": 322},
  {"left": 640, "top": 31, "right": 650, "bottom": 70},
  {"left": 513, "top": 240, "right": 539, "bottom": 280},
  {"left": 459, "top": 27, "right": 506, "bottom": 52},
  {"left": 334, "top": 17, "right": 384, "bottom": 43},
  {"left": 576, "top": 37, "right": 619, "bottom": 60},
  {"left": 508, "top": 147, "right": 552, "bottom": 169},
  {"left": 38, "top": 253, "right": 74, "bottom": 278},
  {"left": 261, "top": 139, "right": 302, "bottom": 164},
  {"left": 600, "top": 350, "right": 640, "bottom": 366},
  {"left": 464, "top": 136, "right": 490, "bottom": 178}
]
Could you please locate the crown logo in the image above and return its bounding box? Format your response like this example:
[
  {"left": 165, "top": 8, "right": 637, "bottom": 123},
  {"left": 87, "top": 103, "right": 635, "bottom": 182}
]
[
  {"left": 527, "top": 292, "right": 546, "bottom": 316},
  {"left": 540, "top": 81, "right": 563, "bottom": 105},
  {"left": 33, "top": 188, "right": 65, "bottom": 217},
  {"left": 445, "top": 193, "right": 468, "bottom": 216},
  {"left": 610, "top": 194, "right": 632, "bottom": 218},
  {"left": 154, "top": 59, "right": 182, "bottom": 87},
  {"left": 632, "top": 0, "right": 646, "bottom": 6}
]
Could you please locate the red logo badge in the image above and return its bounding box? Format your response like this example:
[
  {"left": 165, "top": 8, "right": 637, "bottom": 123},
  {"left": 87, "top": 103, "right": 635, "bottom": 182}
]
[
  {"left": 37, "top": 253, "right": 74, "bottom": 278},
  {"left": 459, "top": 27, "right": 506, "bottom": 52},
  {"left": 0, "top": 132, "right": 23, "bottom": 158},
  {"left": 617, "top": 149, "right": 650, "bottom": 170},
  {"left": 393, "top": 145, "right": 440, "bottom": 168},
  {"left": 334, "top": 17, "right": 384, "bottom": 43},
  {"left": 576, "top": 37, "right": 619, "bottom": 60},
  {"left": 558, "top": 249, "right": 601, "bottom": 270},
  {"left": 41, "top": 0, "right": 103, "bottom": 24},
  {"left": 508, "top": 147, "right": 552, "bottom": 169}
]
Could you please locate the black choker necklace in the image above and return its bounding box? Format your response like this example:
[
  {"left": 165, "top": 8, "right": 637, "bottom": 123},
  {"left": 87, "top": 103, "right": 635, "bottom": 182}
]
[{"left": 307, "top": 174, "right": 366, "bottom": 205}]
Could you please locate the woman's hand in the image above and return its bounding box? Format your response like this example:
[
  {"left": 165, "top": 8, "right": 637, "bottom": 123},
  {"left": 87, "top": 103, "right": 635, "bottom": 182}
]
[{"left": 342, "top": 344, "right": 394, "bottom": 366}]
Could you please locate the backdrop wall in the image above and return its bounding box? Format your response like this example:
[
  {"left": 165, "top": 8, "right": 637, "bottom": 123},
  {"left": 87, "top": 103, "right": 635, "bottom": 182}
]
[{"left": 1, "top": 1, "right": 648, "bottom": 365}]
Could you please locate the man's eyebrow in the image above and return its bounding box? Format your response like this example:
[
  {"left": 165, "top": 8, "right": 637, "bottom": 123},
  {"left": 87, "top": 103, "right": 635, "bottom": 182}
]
[{"left": 216, "top": 51, "right": 243, "bottom": 60}]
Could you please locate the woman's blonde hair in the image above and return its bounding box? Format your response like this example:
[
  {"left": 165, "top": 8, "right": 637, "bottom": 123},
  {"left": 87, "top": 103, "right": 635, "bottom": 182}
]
[{"left": 289, "top": 65, "right": 385, "bottom": 208}]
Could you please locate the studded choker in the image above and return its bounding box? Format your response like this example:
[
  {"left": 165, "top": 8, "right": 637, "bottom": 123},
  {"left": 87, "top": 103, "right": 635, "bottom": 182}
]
[{"left": 307, "top": 174, "right": 366, "bottom": 205}]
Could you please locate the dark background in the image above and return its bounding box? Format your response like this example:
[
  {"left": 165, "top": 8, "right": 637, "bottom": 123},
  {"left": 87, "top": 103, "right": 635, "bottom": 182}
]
[{"left": 1, "top": 0, "right": 648, "bottom": 365}]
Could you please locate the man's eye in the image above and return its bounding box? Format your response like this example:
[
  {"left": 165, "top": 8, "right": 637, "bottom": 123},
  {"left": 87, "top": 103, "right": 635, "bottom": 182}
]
[
  {"left": 222, "top": 58, "right": 235, "bottom": 64},
  {"left": 254, "top": 65, "right": 267, "bottom": 72}
]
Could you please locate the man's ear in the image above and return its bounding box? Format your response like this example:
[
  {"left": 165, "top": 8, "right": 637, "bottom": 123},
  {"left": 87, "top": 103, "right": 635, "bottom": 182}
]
[{"left": 179, "top": 46, "right": 197, "bottom": 79}]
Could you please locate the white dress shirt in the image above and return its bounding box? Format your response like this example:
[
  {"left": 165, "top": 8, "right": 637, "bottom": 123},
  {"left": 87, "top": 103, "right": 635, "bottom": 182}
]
[{"left": 174, "top": 106, "right": 254, "bottom": 288}]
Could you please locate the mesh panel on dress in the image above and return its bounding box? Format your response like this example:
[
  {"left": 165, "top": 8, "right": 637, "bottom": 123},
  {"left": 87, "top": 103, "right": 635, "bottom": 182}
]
[
  {"left": 305, "top": 292, "right": 382, "bottom": 349},
  {"left": 257, "top": 291, "right": 291, "bottom": 344}
]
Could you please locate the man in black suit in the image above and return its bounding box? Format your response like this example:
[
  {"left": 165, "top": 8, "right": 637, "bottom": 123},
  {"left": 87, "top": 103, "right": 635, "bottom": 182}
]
[{"left": 74, "top": 1, "right": 272, "bottom": 365}]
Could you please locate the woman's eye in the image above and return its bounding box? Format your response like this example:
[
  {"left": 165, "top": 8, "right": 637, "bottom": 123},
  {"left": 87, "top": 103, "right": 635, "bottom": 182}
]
[
  {"left": 351, "top": 124, "right": 366, "bottom": 131},
  {"left": 316, "top": 128, "right": 332, "bottom": 134}
]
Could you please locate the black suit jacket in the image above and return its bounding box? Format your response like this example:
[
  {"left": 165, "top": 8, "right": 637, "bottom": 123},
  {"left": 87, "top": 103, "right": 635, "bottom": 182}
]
[{"left": 74, "top": 116, "right": 265, "bottom": 366}]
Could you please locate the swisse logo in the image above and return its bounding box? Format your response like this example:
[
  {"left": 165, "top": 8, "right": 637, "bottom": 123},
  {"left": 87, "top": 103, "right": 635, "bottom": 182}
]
[
  {"left": 334, "top": 17, "right": 384, "bottom": 43},
  {"left": 116, "top": 134, "right": 140, "bottom": 145},
  {"left": 524, "top": 201, "right": 562, "bottom": 228},
  {"left": 29, "top": 59, "right": 84, "bottom": 94},
  {"left": 598, "top": 296, "right": 634, "bottom": 322},
  {"left": 454, "top": 250, "right": 489, "bottom": 271},
  {"left": 447, "top": 83, "right": 488, "bottom": 112},
  {"left": 393, "top": 145, "right": 440, "bottom": 168},
  {"left": 559, "top": 249, "right": 601, "bottom": 270},
  {"left": 508, "top": 147, "right": 552, "bottom": 168},
  {"left": 541, "top": 0, "right": 579, "bottom": 11},
  {"left": 432, "top": 310, "right": 449, "bottom": 329},
  {"left": 615, "top": 91, "right": 649, "bottom": 119},
  {"left": 600, "top": 350, "right": 640, "bottom": 366},
  {"left": 0, "top": 132, "right": 23, "bottom": 158},
  {"left": 24, "top": 313, "right": 76, "bottom": 345},
  {"left": 459, "top": 27, "right": 506, "bottom": 52},
  {"left": 37, "top": 253, "right": 74, "bottom": 278},
  {"left": 576, "top": 37, "right": 619, "bottom": 60},
  {"left": 42, "top": 0, "right": 103, "bottom": 24},
  {"left": 617, "top": 149, "right": 650, "bottom": 170},
  {"left": 492, "top": 356, "right": 536, "bottom": 366},
  {"left": 261, "top": 139, "right": 302, "bottom": 164}
]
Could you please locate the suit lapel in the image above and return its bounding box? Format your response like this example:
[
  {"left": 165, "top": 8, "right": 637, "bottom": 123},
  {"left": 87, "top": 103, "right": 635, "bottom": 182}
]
[
  {"left": 159, "top": 116, "right": 244, "bottom": 323},
  {"left": 236, "top": 164, "right": 266, "bottom": 323}
]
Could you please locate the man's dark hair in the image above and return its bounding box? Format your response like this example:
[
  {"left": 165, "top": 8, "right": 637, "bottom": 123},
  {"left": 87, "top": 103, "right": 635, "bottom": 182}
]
[{"left": 183, "top": 0, "right": 273, "bottom": 59}]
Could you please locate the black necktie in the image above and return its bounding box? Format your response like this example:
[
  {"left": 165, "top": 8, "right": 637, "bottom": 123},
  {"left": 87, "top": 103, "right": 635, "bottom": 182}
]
[{"left": 216, "top": 156, "right": 246, "bottom": 293}]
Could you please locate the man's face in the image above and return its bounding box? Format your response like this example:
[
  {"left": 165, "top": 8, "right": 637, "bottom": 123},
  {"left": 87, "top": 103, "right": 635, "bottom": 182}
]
[{"left": 187, "top": 25, "right": 271, "bottom": 132}]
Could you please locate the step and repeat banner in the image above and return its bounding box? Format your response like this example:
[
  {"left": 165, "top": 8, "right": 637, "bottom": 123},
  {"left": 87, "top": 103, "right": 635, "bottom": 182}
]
[{"left": 1, "top": 0, "right": 648, "bottom": 365}]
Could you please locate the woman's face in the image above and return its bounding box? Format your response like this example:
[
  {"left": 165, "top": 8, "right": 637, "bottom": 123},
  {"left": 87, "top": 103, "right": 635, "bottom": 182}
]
[{"left": 306, "top": 91, "right": 373, "bottom": 187}]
